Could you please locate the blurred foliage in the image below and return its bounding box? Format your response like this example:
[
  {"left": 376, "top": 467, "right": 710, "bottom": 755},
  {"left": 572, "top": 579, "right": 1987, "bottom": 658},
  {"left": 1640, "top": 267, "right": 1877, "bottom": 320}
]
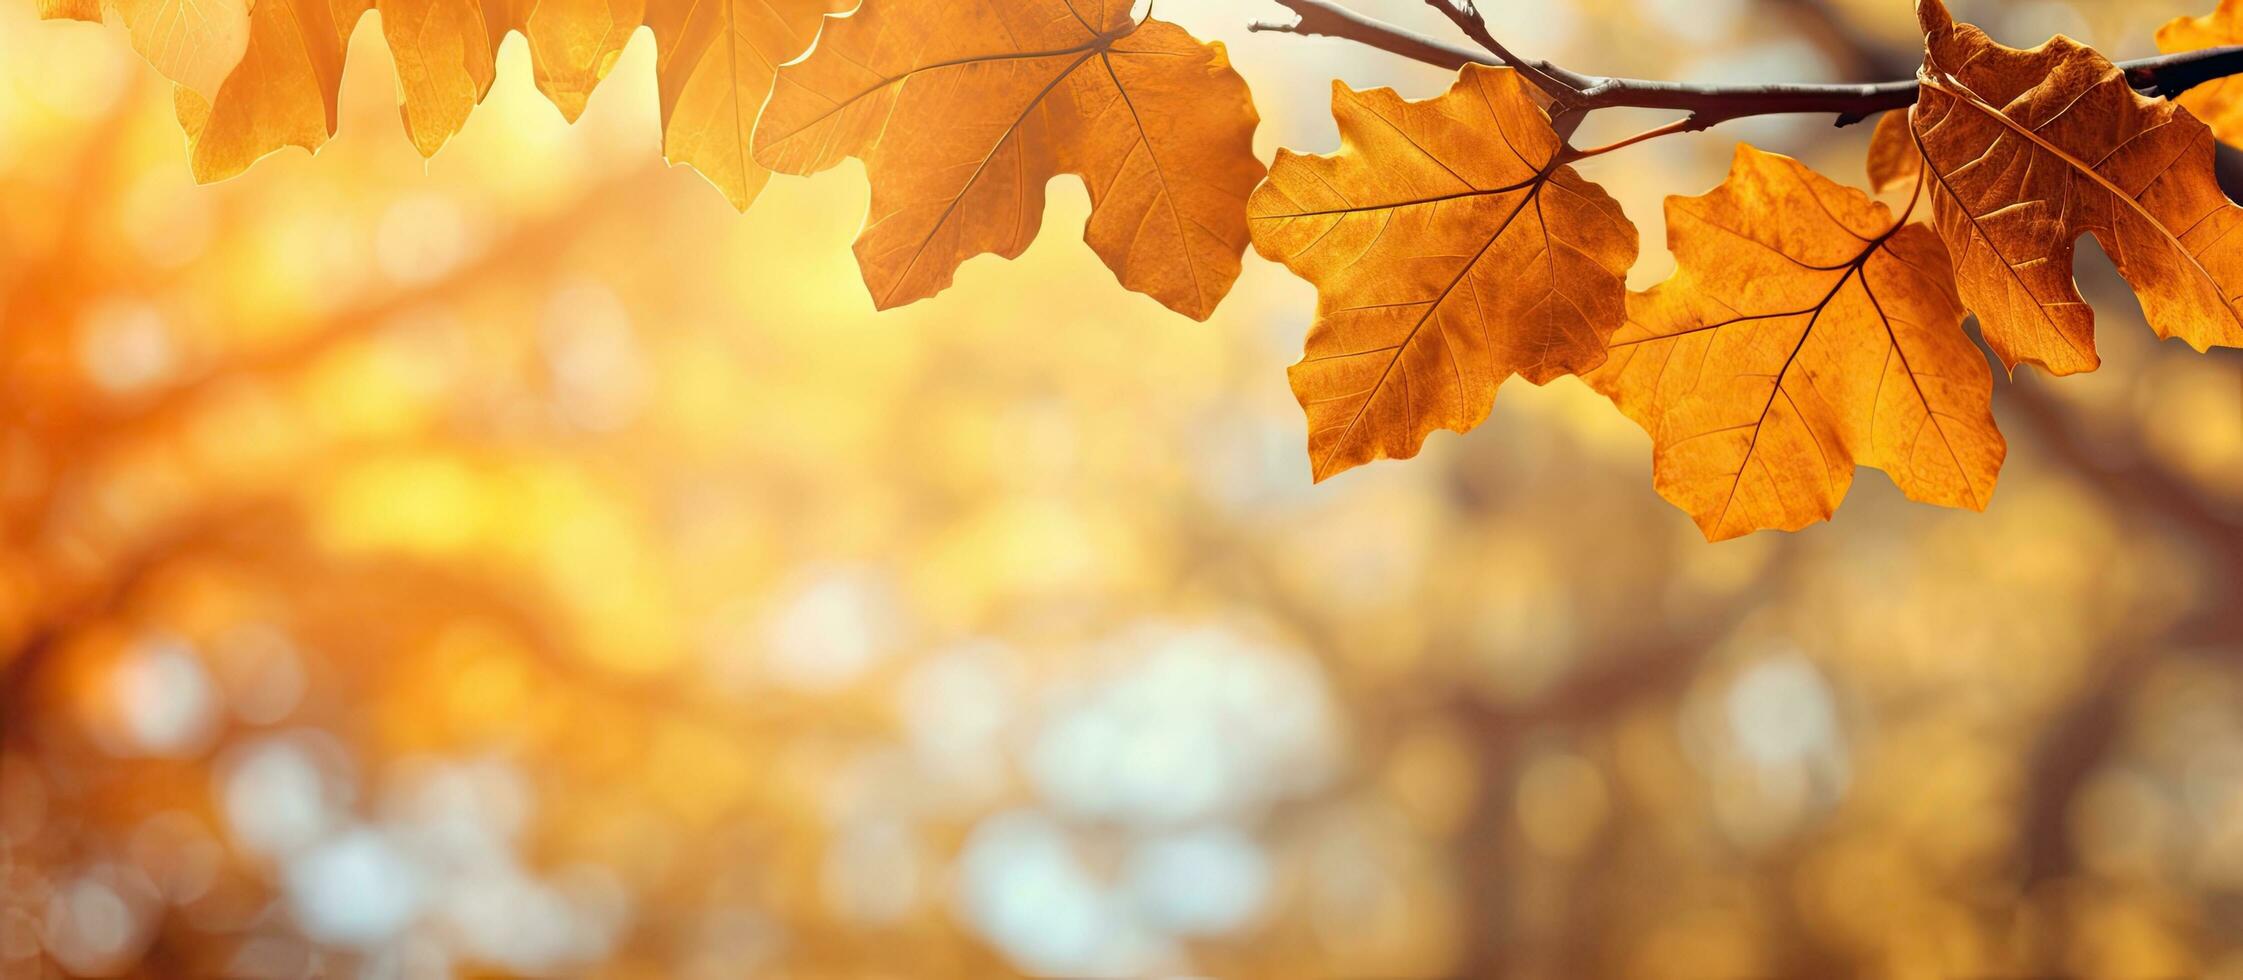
[{"left": 0, "top": 0, "right": 2239, "bottom": 977}]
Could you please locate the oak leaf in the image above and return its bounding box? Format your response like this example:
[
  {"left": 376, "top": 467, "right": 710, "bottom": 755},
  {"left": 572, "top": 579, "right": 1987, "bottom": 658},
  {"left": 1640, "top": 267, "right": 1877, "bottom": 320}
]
[
  {"left": 42, "top": 0, "right": 839, "bottom": 208},
  {"left": 2158, "top": 0, "right": 2243, "bottom": 147},
  {"left": 1248, "top": 65, "right": 1636, "bottom": 481},
  {"left": 1889, "top": 0, "right": 2243, "bottom": 375},
  {"left": 749, "top": 0, "right": 1265, "bottom": 320},
  {"left": 1586, "top": 145, "right": 2003, "bottom": 541},
  {"left": 171, "top": 0, "right": 362, "bottom": 183}
]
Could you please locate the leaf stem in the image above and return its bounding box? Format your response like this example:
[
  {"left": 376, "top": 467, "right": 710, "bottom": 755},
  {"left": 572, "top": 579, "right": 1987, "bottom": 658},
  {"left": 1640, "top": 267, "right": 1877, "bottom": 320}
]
[{"left": 1562, "top": 118, "right": 1695, "bottom": 160}]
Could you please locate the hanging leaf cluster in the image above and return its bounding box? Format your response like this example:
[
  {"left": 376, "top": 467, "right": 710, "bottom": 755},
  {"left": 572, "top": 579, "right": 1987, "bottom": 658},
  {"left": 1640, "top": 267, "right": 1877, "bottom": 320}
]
[{"left": 40, "top": 0, "right": 2243, "bottom": 539}]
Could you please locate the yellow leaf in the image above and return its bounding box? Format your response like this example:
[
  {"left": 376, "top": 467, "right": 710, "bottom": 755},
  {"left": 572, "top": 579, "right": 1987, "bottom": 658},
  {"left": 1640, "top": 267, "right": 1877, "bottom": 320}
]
[
  {"left": 1587, "top": 145, "right": 2003, "bottom": 541},
  {"left": 750, "top": 0, "right": 1265, "bottom": 319},
  {"left": 111, "top": 0, "right": 253, "bottom": 99},
  {"left": 1248, "top": 65, "right": 1636, "bottom": 482},
  {"left": 376, "top": 0, "right": 502, "bottom": 157},
  {"left": 649, "top": 0, "right": 846, "bottom": 211},
  {"left": 34, "top": 0, "right": 102, "bottom": 21},
  {"left": 35, "top": 0, "right": 251, "bottom": 100},
  {"left": 515, "top": 0, "right": 643, "bottom": 122},
  {"left": 138, "top": 0, "right": 840, "bottom": 207}
]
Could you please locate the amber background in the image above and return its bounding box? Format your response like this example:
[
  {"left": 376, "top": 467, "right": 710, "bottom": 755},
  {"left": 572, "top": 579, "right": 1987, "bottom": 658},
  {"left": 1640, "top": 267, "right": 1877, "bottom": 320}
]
[{"left": 1, "top": 0, "right": 2239, "bottom": 976}]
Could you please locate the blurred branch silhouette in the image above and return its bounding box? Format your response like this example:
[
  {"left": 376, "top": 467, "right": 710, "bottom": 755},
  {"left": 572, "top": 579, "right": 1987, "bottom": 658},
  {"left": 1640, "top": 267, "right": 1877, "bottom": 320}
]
[{"left": 85, "top": 162, "right": 665, "bottom": 444}]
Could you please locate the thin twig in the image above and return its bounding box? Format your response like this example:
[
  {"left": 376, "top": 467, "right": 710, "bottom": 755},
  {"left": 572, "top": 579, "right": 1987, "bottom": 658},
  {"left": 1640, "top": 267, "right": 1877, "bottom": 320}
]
[
  {"left": 1255, "top": 0, "right": 2243, "bottom": 130},
  {"left": 1247, "top": 0, "right": 1487, "bottom": 71},
  {"left": 1562, "top": 118, "right": 1694, "bottom": 160},
  {"left": 1425, "top": 0, "right": 1596, "bottom": 101}
]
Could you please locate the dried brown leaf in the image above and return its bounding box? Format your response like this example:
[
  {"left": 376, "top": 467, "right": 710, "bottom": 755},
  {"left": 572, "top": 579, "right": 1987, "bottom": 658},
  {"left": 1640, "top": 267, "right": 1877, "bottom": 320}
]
[{"left": 1898, "top": 0, "right": 2243, "bottom": 374}]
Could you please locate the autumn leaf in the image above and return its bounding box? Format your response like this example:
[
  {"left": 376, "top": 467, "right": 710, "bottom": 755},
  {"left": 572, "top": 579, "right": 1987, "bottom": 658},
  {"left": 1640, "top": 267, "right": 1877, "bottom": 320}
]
[
  {"left": 374, "top": 0, "right": 500, "bottom": 158},
  {"left": 36, "top": 0, "right": 251, "bottom": 98},
  {"left": 2159, "top": 0, "right": 2243, "bottom": 147},
  {"left": 1865, "top": 110, "right": 1918, "bottom": 197},
  {"left": 749, "top": 0, "right": 1265, "bottom": 320},
  {"left": 172, "top": 0, "right": 363, "bottom": 183},
  {"left": 520, "top": 0, "right": 644, "bottom": 123},
  {"left": 121, "top": 0, "right": 253, "bottom": 98},
  {"left": 650, "top": 0, "right": 847, "bottom": 210},
  {"left": 32, "top": 0, "right": 98, "bottom": 20},
  {"left": 1248, "top": 65, "right": 1636, "bottom": 482},
  {"left": 42, "top": 0, "right": 836, "bottom": 208},
  {"left": 1893, "top": 0, "right": 2243, "bottom": 375},
  {"left": 1586, "top": 145, "right": 2002, "bottom": 541}
]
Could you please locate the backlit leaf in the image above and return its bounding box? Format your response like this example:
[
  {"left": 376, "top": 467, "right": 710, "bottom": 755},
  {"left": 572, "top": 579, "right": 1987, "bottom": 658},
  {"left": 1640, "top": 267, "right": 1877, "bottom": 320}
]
[
  {"left": 174, "top": 0, "right": 364, "bottom": 183},
  {"left": 94, "top": 0, "right": 835, "bottom": 208},
  {"left": 1249, "top": 65, "right": 1636, "bottom": 481},
  {"left": 750, "top": 0, "right": 1265, "bottom": 319},
  {"left": 376, "top": 0, "right": 501, "bottom": 157},
  {"left": 1587, "top": 145, "right": 2003, "bottom": 540},
  {"left": 35, "top": 0, "right": 251, "bottom": 99},
  {"left": 650, "top": 0, "right": 846, "bottom": 210}
]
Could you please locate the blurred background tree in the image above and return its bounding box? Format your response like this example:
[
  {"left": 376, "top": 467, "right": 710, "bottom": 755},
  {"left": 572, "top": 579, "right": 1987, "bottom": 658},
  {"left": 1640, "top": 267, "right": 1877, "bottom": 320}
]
[{"left": 0, "top": 0, "right": 2238, "bottom": 976}]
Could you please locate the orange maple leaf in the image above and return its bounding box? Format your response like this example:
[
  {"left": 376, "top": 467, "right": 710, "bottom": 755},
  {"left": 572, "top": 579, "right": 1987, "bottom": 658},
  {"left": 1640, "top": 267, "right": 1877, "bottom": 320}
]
[
  {"left": 1587, "top": 146, "right": 2003, "bottom": 541},
  {"left": 1248, "top": 65, "right": 1637, "bottom": 482},
  {"left": 749, "top": 0, "right": 1265, "bottom": 320},
  {"left": 1878, "top": 0, "right": 2243, "bottom": 375}
]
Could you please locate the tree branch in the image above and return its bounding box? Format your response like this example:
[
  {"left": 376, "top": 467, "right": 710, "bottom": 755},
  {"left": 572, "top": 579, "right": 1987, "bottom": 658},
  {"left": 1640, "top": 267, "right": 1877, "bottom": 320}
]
[{"left": 1254, "top": 0, "right": 2243, "bottom": 131}]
